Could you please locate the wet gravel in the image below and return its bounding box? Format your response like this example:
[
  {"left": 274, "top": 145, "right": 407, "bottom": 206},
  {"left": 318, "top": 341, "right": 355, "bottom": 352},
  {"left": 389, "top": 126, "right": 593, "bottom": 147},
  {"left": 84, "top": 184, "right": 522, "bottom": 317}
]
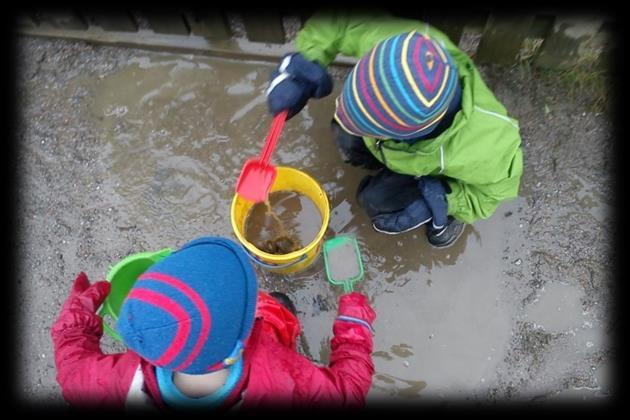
[{"left": 15, "top": 35, "right": 615, "bottom": 407}]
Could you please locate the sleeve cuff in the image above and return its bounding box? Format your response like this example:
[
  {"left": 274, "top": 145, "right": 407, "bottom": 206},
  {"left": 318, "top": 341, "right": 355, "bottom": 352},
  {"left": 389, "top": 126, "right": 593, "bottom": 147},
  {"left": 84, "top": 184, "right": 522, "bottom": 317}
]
[{"left": 336, "top": 315, "right": 375, "bottom": 334}]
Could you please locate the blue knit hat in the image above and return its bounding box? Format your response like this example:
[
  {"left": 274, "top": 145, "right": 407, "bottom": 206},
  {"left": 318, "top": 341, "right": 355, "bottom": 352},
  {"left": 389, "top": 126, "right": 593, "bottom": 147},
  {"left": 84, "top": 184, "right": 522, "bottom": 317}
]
[
  {"left": 117, "top": 237, "right": 258, "bottom": 374},
  {"left": 334, "top": 31, "right": 460, "bottom": 140}
]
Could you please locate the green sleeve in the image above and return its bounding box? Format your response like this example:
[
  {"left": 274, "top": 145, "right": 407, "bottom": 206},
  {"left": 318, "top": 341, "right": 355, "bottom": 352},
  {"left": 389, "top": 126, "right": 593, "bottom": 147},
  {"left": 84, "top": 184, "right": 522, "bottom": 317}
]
[
  {"left": 445, "top": 149, "right": 523, "bottom": 223},
  {"left": 294, "top": 11, "right": 351, "bottom": 66},
  {"left": 295, "top": 10, "right": 455, "bottom": 66}
]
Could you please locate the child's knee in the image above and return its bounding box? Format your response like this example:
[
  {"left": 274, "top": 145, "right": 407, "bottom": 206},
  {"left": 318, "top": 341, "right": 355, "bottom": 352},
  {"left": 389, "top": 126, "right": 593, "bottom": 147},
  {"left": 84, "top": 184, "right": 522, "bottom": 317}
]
[{"left": 356, "top": 170, "right": 421, "bottom": 219}]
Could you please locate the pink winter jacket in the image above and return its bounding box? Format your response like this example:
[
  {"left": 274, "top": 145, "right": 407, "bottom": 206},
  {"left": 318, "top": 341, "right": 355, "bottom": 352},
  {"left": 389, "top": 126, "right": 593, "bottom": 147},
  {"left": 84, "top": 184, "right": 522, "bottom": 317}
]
[{"left": 51, "top": 272, "right": 376, "bottom": 410}]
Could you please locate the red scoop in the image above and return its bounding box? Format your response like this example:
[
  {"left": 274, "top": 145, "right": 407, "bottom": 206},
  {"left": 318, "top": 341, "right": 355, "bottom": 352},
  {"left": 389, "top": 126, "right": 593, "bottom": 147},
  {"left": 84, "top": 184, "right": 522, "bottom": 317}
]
[{"left": 235, "top": 110, "right": 288, "bottom": 202}]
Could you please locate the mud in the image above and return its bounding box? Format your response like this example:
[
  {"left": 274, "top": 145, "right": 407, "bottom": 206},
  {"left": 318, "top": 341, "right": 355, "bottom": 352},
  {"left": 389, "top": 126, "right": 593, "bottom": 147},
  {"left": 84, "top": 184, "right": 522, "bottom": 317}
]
[
  {"left": 15, "top": 36, "right": 614, "bottom": 406},
  {"left": 245, "top": 190, "right": 321, "bottom": 255}
]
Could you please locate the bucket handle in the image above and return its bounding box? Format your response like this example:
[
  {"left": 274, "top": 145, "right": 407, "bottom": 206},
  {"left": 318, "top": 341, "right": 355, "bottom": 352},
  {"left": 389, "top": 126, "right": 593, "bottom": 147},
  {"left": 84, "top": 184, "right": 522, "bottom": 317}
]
[{"left": 245, "top": 249, "right": 308, "bottom": 270}]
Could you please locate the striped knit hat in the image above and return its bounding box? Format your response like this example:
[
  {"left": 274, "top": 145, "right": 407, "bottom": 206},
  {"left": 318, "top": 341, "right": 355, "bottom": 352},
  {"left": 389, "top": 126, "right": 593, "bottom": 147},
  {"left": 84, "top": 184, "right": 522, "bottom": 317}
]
[
  {"left": 334, "top": 31, "right": 460, "bottom": 140},
  {"left": 116, "top": 236, "right": 258, "bottom": 374}
]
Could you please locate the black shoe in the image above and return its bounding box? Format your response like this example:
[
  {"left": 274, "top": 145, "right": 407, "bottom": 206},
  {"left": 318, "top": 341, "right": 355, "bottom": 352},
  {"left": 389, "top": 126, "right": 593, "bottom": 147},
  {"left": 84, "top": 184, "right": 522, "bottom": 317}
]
[
  {"left": 426, "top": 216, "right": 465, "bottom": 248},
  {"left": 269, "top": 292, "right": 298, "bottom": 316}
]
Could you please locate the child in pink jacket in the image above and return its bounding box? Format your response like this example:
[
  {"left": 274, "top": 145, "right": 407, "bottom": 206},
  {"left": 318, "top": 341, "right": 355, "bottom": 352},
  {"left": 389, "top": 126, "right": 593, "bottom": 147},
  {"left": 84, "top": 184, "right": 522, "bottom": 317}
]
[{"left": 51, "top": 236, "right": 376, "bottom": 410}]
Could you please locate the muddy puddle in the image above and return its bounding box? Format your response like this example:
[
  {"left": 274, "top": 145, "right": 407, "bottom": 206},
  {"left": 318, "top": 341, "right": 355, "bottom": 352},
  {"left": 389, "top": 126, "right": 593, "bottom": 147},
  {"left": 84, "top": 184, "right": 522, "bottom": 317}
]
[{"left": 78, "top": 49, "right": 609, "bottom": 402}]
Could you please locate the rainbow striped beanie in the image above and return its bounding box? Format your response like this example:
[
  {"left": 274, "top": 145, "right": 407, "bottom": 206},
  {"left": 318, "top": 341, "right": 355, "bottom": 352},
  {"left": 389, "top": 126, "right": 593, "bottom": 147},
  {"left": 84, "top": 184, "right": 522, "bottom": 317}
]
[
  {"left": 334, "top": 31, "right": 460, "bottom": 140},
  {"left": 117, "top": 236, "right": 258, "bottom": 374}
]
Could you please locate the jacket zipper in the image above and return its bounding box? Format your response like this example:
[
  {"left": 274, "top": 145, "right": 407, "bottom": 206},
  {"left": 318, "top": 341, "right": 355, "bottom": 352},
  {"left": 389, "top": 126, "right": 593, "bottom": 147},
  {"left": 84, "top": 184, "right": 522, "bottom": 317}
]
[{"left": 376, "top": 140, "right": 388, "bottom": 166}]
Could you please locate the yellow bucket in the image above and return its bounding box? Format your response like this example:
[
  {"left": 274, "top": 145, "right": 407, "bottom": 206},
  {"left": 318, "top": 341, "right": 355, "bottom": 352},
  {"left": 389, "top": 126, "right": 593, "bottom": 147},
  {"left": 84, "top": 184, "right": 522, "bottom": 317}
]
[{"left": 231, "top": 166, "right": 330, "bottom": 275}]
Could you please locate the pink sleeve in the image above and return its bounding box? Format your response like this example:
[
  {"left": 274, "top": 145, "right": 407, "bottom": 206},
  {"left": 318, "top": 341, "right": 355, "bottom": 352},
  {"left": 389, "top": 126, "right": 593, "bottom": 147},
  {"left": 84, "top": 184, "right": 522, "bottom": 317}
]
[
  {"left": 51, "top": 295, "right": 141, "bottom": 407},
  {"left": 325, "top": 292, "right": 376, "bottom": 405}
]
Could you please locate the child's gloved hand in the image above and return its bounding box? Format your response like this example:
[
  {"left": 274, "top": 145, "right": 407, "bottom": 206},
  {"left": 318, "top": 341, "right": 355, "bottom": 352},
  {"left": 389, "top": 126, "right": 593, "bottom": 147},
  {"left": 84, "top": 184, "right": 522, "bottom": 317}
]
[
  {"left": 336, "top": 292, "right": 376, "bottom": 333},
  {"left": 266, "top": 72, "right": 312, "bottom": 120},
  {"left": 371, "top": 198, "right": 433, "bottom": 234},
  {"left": 266, "top": 53, "right": 333, "bottom": 119},
  {"left": 64, "top": 272, "right": 111, "bottom": 313},
  {"left": 417, "top": 176, "right": 449, "bottom": 229},
  {"left": 52, "top": 272, "right": 111, "bottom": 334}
]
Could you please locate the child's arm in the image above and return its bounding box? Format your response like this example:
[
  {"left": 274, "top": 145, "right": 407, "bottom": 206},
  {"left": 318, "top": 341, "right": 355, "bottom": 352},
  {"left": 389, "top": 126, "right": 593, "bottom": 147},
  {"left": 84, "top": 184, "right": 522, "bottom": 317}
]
[
  {"left": 296, "top": 9, "right": 455, "bottom": 66},
  {"left": 251, "top": 291, "right": 376, "bottom": 407},
  {"left": 51, "top": 272, "right": 142, "bottom": 408},
  {"left": 322, "top": 291, "right": 376, "bottom": 406}
]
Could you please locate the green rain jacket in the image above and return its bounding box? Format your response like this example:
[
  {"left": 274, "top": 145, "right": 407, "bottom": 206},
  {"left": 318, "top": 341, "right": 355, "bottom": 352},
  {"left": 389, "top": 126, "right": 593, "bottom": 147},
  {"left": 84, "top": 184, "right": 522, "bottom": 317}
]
[{"left": 296, "top": 11, "right": 523, "bottom": 224}]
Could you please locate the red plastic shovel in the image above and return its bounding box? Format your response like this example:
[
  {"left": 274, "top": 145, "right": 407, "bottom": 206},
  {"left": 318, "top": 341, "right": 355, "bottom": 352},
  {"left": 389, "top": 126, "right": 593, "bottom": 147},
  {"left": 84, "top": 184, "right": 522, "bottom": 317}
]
[{"left": 235, "top": 110, "right": 289, "bottom": 202}]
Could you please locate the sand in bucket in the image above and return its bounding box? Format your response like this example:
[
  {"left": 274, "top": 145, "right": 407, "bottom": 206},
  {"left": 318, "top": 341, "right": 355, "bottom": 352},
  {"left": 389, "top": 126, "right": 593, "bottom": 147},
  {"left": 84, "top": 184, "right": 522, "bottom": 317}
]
[{"left": 245, "top": 190, "right": 322, "bottom": 255}]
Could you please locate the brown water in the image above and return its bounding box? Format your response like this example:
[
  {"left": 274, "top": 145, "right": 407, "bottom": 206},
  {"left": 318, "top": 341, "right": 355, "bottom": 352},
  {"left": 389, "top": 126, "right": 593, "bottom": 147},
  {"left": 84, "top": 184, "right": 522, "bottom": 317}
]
[
  {"left": 83, "top": 52, "right": 522, "bottom": 400},
  {"left": 244, "top": 190, "right": 321, "bottom": 255},
  {"left": 69, "top": 49, "right": 609, "bottom": 402}
]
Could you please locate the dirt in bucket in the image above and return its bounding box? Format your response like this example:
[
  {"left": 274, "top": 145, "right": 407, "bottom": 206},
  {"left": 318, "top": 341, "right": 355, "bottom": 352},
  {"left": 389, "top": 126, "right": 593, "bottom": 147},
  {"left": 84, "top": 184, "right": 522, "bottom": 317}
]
[{"left": 245, "top": 190, "right": 322, "bottom": 255}]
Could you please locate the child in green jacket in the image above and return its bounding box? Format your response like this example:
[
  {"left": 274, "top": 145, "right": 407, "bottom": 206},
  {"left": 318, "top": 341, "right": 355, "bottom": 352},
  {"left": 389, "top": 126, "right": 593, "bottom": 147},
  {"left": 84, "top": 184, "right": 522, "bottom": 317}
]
[{"left": 266, "top": 10, "right": 523, "bottom": 248}]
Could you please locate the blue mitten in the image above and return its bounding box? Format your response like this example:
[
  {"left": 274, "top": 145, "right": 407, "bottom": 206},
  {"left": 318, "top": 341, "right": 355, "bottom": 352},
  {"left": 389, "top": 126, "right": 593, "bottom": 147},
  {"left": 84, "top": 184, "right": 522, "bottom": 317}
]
[
  {"left": 371, "top": 198, "right": 433, "bottom": 234},
  {"left": 266, "top": 53, "right": 333, "bottom": 119},
  {"left": 417, "top": 176, "right": 449, "bottom": 229},
  {"left": 282, "top": 53, "right": 332, "bottom": 98},
  {"left": 266, "top": 69, "right": 312, "bottom": 119}
]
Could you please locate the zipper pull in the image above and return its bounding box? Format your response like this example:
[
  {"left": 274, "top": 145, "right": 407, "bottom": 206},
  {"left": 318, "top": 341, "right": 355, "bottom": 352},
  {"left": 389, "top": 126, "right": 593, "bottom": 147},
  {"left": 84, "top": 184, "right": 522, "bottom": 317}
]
[{"left": 375, "top": 140, "right": 387, "bottom": 165}]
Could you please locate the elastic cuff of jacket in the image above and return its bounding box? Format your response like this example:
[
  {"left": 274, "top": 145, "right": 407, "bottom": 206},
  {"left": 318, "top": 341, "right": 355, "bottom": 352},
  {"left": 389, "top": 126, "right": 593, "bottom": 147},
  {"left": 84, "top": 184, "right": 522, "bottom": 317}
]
[{"left": 336, "top": 315, "right": 375, "bottom": 335}]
